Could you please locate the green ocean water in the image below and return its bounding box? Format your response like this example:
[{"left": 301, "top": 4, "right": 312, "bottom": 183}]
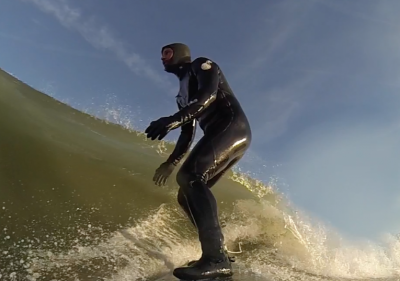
[{"left": 0, "top": 69, "right": 399, "bottom": 281}]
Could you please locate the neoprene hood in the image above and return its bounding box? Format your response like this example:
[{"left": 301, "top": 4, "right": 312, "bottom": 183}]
[{"left": 161, "top": 43, "right": 191, "bottom": 74}]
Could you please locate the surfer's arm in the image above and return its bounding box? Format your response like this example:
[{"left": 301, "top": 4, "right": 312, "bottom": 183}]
[
  {"left": 168, "top": 57, "right": 219, "bottom": 129},
  {"left": 166, "top": 104, "right": 197, "bottom": 166}
]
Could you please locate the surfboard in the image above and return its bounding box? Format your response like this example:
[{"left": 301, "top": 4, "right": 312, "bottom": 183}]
[{"left": 152, "top": 263, "right": 270, "bottom": 281}]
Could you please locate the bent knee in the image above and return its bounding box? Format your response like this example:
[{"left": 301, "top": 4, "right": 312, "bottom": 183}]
[
  {"left": 176, "top": 168, "right": 203, "bottom": 189},
  {"left": 177, "top": 188, "right": 186, "bottom": 207},
  {"left": 176, "top": 168, "right": 190, "bottom": 188}
]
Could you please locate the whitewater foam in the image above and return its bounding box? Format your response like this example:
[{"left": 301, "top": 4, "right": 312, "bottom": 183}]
[
  {"left": 21, "top": 187, "right": 400, "bottom": 281},
  {"left": 10, "top": 173, "right": 397, "bottom": 281}
]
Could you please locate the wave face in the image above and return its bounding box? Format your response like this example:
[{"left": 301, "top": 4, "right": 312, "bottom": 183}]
[{"left": 1, "top": 69, "right": 399, "bottom": 281}]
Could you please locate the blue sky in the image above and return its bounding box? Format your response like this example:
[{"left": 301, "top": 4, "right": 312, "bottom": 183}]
[{"left": 1, "top": 0, "right": 400, "bottom": 241}]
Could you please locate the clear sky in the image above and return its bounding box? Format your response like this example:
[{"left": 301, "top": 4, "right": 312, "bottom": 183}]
[{"left": 1, "top": 0, "right": 400, "bottom": 242}]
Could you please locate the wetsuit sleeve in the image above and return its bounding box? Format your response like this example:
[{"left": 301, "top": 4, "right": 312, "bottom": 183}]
[
  {"left": 166, "top": 103, "right": 197, "bottom": 166},
  {"left": 169, "top": 57, "right": 219, "bottom": 129}
]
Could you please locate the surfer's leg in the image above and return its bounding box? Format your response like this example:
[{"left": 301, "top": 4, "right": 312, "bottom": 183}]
[
  {"left": 173, "top": 127, "right": 250, "bottom": 279},
  {"left": 176, "top": 136, "right": 249, "bottom": 250},
  {"left": 175, "top": 134, "right": 225, "bottom": 251},
  {"left": 177, "top": 156, "right": 241, "bottom": 228},
  {"left": 206, "top": 155, "right": 242, "bottom": 189},
  {"left": 177, "top": 188, "right": 195, "bottom": 226}
]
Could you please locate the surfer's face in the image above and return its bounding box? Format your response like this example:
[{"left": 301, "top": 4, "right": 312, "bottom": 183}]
[
  {"left": 161, "top": 48, "right": 174, "bottom": 67},
  {"left": 160, "top": 43, "right": 191, "bottom": 74}
]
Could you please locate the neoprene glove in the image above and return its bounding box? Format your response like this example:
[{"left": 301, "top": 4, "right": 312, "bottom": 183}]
[
  {"left": 153, "top": 161, "right": 175, "bottom": 186},
  {"left": 145, "top": 116, "right": 175, "bottom": 140}
]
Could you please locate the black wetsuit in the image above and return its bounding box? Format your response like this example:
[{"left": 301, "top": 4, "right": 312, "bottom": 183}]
[{"left": 165, "top": 57, "right": 252, "bottom": 259}]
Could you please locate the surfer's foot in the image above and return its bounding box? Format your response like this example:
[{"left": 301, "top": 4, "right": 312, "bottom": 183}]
[
  {"left": 187, "top": 255, "right": 235, "bottom": 266},
  {"left": 174, "top": 255, "right": 233, "bottom": 280}
]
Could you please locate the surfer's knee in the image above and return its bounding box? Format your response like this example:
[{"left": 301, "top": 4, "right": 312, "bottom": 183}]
[
  {"left": 176, "top": 168, "right": 204, "bottom": 191},
  {"left": 176, "top": 168, "right": 189, "bottom": 188},
  {"left": 177, "top": 188, "right": 186, "bottom": 207}
]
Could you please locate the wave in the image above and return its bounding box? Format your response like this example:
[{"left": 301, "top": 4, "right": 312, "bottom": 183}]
[{"left": 0, "top": 68, "right": 399, "bottom": 281}]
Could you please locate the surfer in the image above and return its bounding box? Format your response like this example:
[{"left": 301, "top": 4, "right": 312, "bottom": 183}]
[{"left": 145, "top": 43, "right": 252, "bottom": 280}]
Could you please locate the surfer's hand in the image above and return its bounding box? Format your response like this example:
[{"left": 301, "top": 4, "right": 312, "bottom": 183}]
[
  {"left": 145, "top": 116, "right": 175, "bottom": 140},
  {"left": 153, "top": 162, "right": 175, "bottom": 186}
]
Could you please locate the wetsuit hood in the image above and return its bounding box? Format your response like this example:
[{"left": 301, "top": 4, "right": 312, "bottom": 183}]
[{"left": 161, "top": 43, "right": 191, "bottom": 75}]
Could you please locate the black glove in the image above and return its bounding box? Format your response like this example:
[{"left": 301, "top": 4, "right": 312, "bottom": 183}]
[
  {"left": 153, "top": 161, "right": 175, "bottom": 186},
  {"left": 145, "top": 116, "right": 175, "bottom": 140}
]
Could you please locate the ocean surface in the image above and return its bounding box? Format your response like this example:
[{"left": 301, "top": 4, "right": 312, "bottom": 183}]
[{"left": 1, "top": 69, "right": 399, "bottom": 281}]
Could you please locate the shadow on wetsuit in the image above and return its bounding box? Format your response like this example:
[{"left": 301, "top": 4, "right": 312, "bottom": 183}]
[{"left": 165, "top": 56, "right": 252, "bottom": 260}]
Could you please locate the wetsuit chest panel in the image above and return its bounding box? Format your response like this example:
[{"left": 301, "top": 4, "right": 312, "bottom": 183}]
[{"left": 176, "top": 73, "right": 191, "bottom": 108}]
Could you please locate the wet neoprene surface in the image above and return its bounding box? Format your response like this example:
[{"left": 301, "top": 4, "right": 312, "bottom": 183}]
[{"left": 166, "top": 56, "right": 252, "bottom": 258}]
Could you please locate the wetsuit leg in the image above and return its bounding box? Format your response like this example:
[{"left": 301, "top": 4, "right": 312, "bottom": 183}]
[
  {"left": 206, "top": 156, "right": 241, "bottom": 189},
  {"left": 177, "top": 188, "right": 195, "bottom": 226},
  {"left": 177, "top": 156, "right": 241, "bottom": 227},
  {"left": 175, "top": 124, "right": 250, "bottom": 259}
]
